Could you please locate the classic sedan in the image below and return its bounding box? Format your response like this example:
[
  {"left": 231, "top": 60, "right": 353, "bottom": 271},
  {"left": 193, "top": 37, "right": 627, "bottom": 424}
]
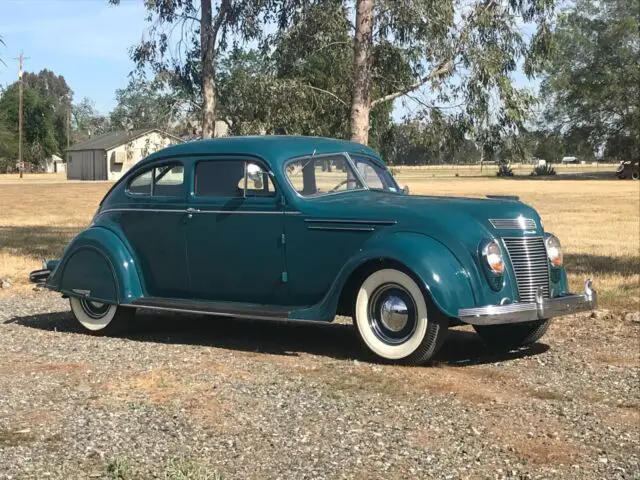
[{"left": 30, "top": 136, "right": 597, "bottom": 364}]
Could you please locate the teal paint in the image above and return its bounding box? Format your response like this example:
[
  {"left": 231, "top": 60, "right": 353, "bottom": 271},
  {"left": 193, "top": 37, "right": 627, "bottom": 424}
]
[{"left": 44, "top": 136, "right": 570, "bottom": 322}]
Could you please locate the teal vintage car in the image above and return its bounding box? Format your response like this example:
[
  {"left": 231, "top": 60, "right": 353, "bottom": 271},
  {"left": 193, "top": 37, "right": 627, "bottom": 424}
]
[{"left": 30, "top": 136, "right": 596, "bottom": 364}]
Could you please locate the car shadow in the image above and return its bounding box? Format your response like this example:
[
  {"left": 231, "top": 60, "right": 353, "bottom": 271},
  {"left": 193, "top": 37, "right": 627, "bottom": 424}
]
[{"left": 5, "top": 310, "right": 549, "bottom": 367}]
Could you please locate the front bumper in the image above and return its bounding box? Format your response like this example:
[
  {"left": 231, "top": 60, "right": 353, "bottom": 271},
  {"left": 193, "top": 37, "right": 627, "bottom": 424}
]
[{"left": 458, "top": 279, "right": 597, "bottom": 325}]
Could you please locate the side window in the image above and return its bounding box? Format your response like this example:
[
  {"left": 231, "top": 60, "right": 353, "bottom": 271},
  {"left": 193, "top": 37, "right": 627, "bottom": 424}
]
[
  {"left": 196, "top": 160, "right": 276, "bottom": 197},
  {"left": 128, "top": 170, "right": 153, "bottom": 195},
  {"left": 154, "top": 164, "right": 184, "bottom": 197},
  {"left": 127, "top": 163, "right": 184, "bottom": 197},
  {"left": 237, "top": 162, "right": 276, "bottom": 197}
]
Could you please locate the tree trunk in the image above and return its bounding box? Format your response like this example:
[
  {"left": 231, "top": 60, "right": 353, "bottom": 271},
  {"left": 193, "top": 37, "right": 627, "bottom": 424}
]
[
  {"left": 200, "top": 0, "right": 216, "bottom": 139},
  {"left": 349, "top": 0, "right": 374, "bottom": 145}
]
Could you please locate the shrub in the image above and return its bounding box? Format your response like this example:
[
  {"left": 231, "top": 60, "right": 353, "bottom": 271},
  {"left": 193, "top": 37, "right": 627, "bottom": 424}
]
[
  {"left": 496, "top": 162, "right": 514, "bottom": 177},
  {"left": 531, "top": 164, "right": 556, "bottom": 176}
]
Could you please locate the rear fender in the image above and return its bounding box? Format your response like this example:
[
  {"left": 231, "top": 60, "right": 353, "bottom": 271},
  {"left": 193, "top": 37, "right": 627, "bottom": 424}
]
[{"left": 46, "top": 227, "right": 143, "bottom": 304}]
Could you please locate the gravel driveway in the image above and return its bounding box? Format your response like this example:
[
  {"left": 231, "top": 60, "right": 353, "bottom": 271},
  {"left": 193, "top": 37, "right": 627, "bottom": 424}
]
[{"left": 0, "top": 291, "right": 638, "bottom": 479}]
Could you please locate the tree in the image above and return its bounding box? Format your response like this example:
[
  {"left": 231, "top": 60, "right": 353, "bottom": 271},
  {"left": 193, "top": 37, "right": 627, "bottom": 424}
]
[
  {"left": 110, "top": 0, "right": 304, "bottom": 138},
  {"left": 0, "top": 83, "right": 58, "bottom": 167},
  {"left": 22, "top": 69, "right": 73, "bottom": 152},
  {"left": 542, "top": 0, "right": 639, "bottom": 161},
  {"left": 217, "top": 1, "right": 409, "bottom": 154},
  {"left": 110, "top": 77, "right": 184, "bottom": 132},
  {"left": 71, "top": 97, "right": 110, "bottom": 144},
  {"left": 347, "top": 0, "right": 555, "bottom": 145}
]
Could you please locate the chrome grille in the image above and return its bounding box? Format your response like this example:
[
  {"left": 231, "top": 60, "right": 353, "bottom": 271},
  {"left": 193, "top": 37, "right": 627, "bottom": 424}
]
[
  {"left": 490, "top": 218, "right": 536, "bottom": 230},
  {"left": 502, "top": 236, "right": 550, "bottom": 302}
]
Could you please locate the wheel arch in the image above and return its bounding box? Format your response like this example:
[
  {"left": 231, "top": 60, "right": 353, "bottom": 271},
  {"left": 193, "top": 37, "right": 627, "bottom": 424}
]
[
  {"left": 292, "top": 232, "right": 477, "bottom": 321},
  {"left": 46, "top": 226, "right": 144, "bottom": 304}
]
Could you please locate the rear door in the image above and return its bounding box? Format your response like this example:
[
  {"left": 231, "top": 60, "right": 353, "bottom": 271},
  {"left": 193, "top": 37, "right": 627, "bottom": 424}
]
[
  {"left": 185, "top": 157, "right": 288, "bottom": 305},
  {"left": 118, "top": 162, "right": 191, "bottom": 298}
]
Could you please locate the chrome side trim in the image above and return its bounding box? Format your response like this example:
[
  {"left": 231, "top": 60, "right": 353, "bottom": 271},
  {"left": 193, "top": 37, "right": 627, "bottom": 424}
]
[
  {"left": 96, "top": 208, "right": 301, "bottom": 218},
  {"left": 458, "top": 279, "right": 597, "bottom": 325},
  {"left": 304, "top": 218, "right": 397, "bottom": 225},
  {"left": 490, "top": 218, "right": 536, "bottom": 230},
  {"left": 122, "top": 303, "right": 290, "bottom": 322},
  {"left": 307, "top": 226, "right": 375, "bottom": 232}
]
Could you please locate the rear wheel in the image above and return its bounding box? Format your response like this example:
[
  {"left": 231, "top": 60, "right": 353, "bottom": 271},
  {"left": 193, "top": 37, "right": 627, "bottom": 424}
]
[
  {"left": 69, "top": 297, "right": 134, "bottom": 335},
  {"left": 632, "top": 171, "right": 639, "bottom": 180},
  {"left": 474, "top": 319, "right": 550, "bottom": 351},
  {"left": 353, "top": 268, "right": 448, "bottom": 364}
]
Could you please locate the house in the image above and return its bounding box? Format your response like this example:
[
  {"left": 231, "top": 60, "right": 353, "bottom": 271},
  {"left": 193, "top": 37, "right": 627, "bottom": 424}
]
[
  {"left": 66, "top": 128, "right": 182, "bottom": 181},
  {"left": 43, "top": 154, "right": 66, "bottom": 174}
]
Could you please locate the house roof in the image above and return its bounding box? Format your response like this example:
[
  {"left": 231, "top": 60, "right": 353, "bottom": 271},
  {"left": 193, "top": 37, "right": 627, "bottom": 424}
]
[{"left": 66, "top": 128, "right": 181, "bottom": 152}]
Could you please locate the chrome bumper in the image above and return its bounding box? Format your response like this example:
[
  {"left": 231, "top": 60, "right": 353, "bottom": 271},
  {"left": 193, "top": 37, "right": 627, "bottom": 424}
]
[{"left": 458, "top": 280, "right": 597, "bottom": 326}]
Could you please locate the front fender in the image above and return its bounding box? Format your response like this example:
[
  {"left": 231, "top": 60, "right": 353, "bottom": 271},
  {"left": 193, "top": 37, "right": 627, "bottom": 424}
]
[
  {"left": 46, "top": 227, "right": 143, "bottom": 304},
  {"left": 293, "top": 231, "right": 477, "bottom": 321}
]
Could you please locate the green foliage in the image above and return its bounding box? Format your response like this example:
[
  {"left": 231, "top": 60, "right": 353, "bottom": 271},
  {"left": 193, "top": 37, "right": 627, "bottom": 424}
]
[
  {"left": 106, "top": 457, "right": 131, "bottom": 480},
  {"left": 542, "top": 0, "right": 640, "bottom": 161},
  {"left": 0, "top": 83, "right": 58, "bottom": 168},
  {"left": 216, "top": 2, "right": 402, "bottom": 148},
  {"left": 72, "top": 97, "right": 110, "bottom": 144},
  {"left": 22, "top": 69, "right": 73, "bottom": 153},
  {"left": 531, "top": 163, "right": 556, "bottom": 176},
  {"left": 388, "top": 116, "right": 480, "bottom": 165},
  {"left": 164, "top": 458, "right": 222, "bottom": 480},
  {"left": 110, "top": 76, "right": 183, "bottom": 131}
]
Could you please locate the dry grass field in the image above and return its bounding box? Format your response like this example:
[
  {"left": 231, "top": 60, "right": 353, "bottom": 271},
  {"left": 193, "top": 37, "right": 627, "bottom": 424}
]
[{"left": 0, "top": 171, "right": 638, "bottom": 311}]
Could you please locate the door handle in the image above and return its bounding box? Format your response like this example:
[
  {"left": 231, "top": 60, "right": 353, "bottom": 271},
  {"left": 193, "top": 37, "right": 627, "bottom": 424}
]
[{"left": 186, "top": 207, "right": 199, "bottom": 218}]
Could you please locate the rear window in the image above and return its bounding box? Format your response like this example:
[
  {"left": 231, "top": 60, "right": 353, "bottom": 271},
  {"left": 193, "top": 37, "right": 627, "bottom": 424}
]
[
  {"left": 195, "top": 160, "right": 276, "bottom": 197},
  {"left": 127, "top": 163, "right": 184, "bottom": 197}
]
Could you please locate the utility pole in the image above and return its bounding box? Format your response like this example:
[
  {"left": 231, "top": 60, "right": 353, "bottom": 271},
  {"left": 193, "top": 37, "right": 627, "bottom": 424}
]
[{"left": 14, "top": 52, "right": 28, "bottom": 178}]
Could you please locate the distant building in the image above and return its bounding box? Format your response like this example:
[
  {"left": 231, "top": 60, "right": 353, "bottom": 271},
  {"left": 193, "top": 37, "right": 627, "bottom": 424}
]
[
  {"left": 43, "top": 154, "right": 66, "bottom": 174},
  {"left": 66, "top": 128, "right": 182, "bottom": 181}
]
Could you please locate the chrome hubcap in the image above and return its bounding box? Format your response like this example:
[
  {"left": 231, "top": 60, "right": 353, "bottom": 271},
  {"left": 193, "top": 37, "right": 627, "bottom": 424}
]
[
  {"left": 380, "top": 296, "right": 409, "bottom": 332},
  {"left": 79, "top": 299, "right": 110, "bottom": 319},
  {"left": 368, "top": 284, "right": 417, "bottom": 345}
]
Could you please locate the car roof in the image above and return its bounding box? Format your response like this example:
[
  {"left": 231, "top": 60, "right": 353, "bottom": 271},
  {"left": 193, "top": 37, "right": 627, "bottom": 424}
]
[{"left": 140, "top": 135, "right": 382, "bottom": 167}]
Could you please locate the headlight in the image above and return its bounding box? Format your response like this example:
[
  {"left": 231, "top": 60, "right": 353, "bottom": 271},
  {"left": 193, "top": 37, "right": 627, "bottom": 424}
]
[
  {"left": 481, "top": 239, "right": 505, "bottom": 275},
  {"left": 545, "top": 234, "right": 563, "bottom": 267}
]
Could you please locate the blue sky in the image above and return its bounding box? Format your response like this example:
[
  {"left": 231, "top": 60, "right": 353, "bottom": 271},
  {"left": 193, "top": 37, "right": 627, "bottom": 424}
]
[
  {"left": 0, "top": 0, "right": 539, "bottom": 120},
  {"left": 0, "top": 0, "right": 147, "bottom": 113}
]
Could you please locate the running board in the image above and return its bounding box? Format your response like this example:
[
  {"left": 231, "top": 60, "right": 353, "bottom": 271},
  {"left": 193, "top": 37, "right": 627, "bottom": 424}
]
[{"left": 128, "top": 297, "right": 291, "bottom": 321}]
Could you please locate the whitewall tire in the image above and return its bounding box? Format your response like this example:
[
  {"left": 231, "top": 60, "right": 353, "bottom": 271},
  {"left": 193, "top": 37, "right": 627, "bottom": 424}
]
[
  {"left": 69, "top": 297, "right": 134, "bottom": 335},
  {"left": 354, "top": 268, "right": 448, "bottom": 364}
]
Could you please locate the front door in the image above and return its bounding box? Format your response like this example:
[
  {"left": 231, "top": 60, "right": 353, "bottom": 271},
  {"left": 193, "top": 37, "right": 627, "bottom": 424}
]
[
  {"left": 119, "top": 162, "right": 191, "bottom": 298},
  {"left": 185, "top": 158, "right": 287, "bottom": 305}
]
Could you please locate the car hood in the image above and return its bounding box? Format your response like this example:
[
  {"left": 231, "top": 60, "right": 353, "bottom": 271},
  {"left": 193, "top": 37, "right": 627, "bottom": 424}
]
[{"left": 301, "top": 191, "right": 543, "bottom": 250}]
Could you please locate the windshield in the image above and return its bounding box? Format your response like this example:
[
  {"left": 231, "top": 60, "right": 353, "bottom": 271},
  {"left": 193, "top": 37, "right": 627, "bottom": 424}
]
[
  {"left": 285, "top": 153, "right": 400, "bottom": 198},
  {"left": 285, "top": 154, "right": 365, "bottom": 197},
  {"left": 349, "top": 154, "right": 400, "bottom": 193}
]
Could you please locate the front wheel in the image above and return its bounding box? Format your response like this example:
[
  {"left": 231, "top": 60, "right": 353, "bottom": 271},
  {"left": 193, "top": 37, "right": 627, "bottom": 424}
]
[
  {"left": 474, "top": 319, "right": 550, "bottom": 351},
  {"left": 353, "top": 268, "right": 448, "bottom": 364},
  {"left": 69, "top": 297, "right": 135, "bottom": 335}
]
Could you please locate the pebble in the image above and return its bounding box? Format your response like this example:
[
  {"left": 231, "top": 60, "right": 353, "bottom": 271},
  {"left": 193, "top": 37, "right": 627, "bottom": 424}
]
[{"left": 0, "top": 291, "right": 637, "bottom": 479}]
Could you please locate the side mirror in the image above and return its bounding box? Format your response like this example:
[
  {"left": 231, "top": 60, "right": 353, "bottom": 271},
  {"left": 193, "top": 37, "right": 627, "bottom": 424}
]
[{"left": 402, "top": 185, "right": 410, "bottom": 195}]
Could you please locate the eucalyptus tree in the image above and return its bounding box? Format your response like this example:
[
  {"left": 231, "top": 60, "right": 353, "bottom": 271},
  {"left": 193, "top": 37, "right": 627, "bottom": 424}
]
[
  {"left": 542, "top": 0, "right": 639, "bottom": 161},
  {"left": 348, "top": 0, "right": 555, "bottom": 145},
  {"left": 109, "top": 0, "right": 305, "bottom": 139}
]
